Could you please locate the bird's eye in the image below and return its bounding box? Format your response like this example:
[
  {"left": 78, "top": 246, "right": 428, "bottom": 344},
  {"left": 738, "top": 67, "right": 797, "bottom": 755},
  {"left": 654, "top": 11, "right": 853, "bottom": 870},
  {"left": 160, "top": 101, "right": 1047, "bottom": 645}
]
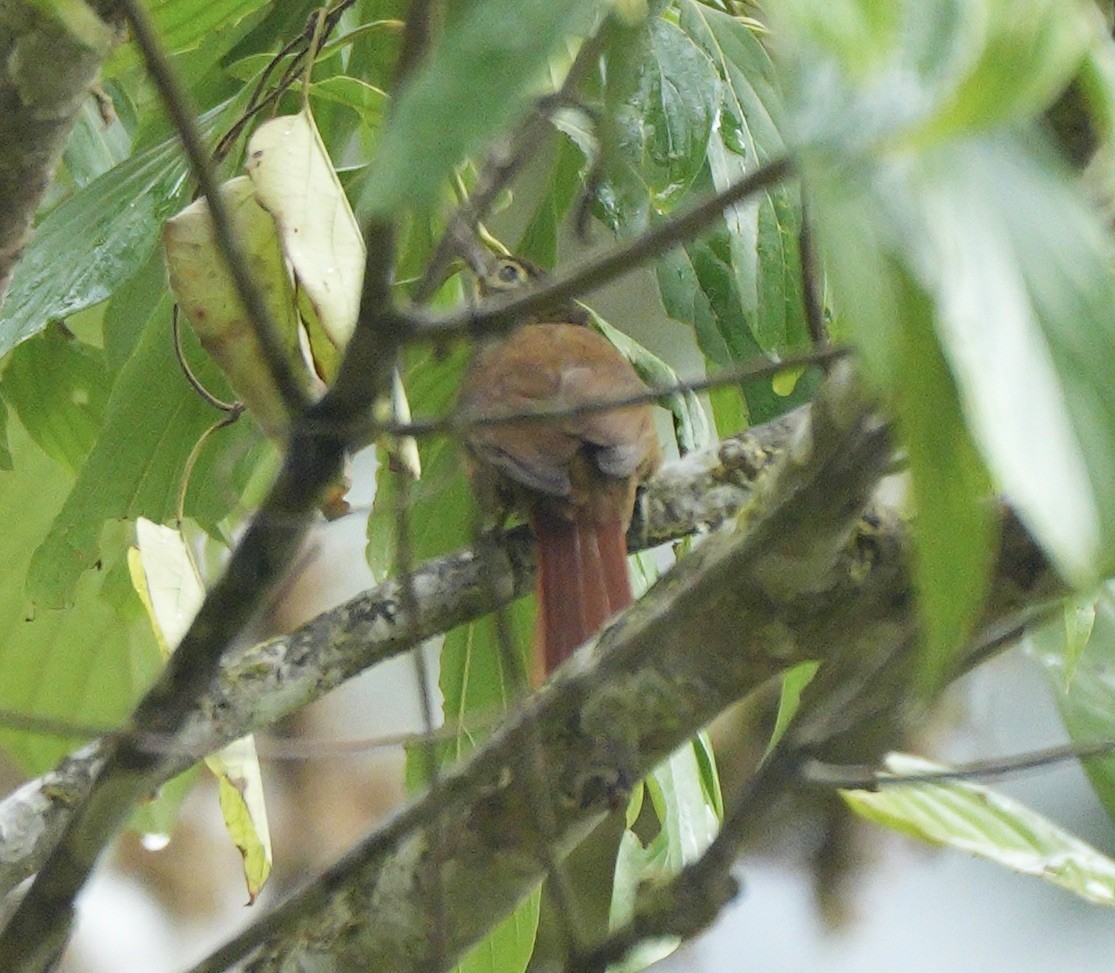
[{"left": 497, "top": 261, "right": 525, "bottom": 284}]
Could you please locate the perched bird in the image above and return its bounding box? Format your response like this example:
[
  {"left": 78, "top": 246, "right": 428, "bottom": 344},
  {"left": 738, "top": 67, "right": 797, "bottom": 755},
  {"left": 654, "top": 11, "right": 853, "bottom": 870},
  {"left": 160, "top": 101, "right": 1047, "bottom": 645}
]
[{"left": 457, "top": 256, "right": 661, "bottom": 686}]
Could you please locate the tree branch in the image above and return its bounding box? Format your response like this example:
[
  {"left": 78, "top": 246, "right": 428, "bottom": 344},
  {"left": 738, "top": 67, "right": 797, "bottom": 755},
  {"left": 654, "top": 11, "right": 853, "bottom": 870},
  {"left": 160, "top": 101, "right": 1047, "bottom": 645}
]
[
  {"left": 0, "top": 1, "right": 122, "bottom": 308},
  {"left": 179, "top": 364, "right": 894, "bottom": 972}
]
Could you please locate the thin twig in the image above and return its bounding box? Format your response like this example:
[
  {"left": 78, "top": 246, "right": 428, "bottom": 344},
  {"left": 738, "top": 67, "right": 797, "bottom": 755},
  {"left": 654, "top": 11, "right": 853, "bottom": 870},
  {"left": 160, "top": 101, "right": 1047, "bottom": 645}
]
[
  {"left": 118, "top": 0, "right": 311, "bottom": 419},
  {"left": 802, "top": 740, "right": 1115, "bottom": 791},
  {"left": 413, "top": 32, "right": 606, "bottom": 302},
  {"left": 388, "top": 345, "right": 848, "bottom": 439},
  {"left": 799, "top": 203, "right": 828, "bottom": 350},
  {"left": 172, "top": 305, "right": 240, "bottom": 413},
  {"left": 410, "top": 155, "right": 794, "bottom": 337}
]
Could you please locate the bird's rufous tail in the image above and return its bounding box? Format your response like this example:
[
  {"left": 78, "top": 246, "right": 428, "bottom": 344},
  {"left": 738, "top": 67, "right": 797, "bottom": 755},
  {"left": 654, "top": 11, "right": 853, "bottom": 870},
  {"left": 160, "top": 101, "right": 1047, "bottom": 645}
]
[{"left": 529, "top": 508, "right": 632, "bottom": 687}]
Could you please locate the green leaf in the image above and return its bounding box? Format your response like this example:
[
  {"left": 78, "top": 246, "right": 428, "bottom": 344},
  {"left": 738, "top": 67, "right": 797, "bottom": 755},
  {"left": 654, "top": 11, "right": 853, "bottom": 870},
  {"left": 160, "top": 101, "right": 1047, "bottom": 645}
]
[
  {"left": 887, "top": 272, "right": 995, "bottom": 691},
  {"left": 843, "top": 752, "right": 1115, "bottom": 906},
  {"left": 438, "top": 601, "right": 534, "bottom": 770},
  {"left": 62, "top": 97, "right": 132, "bottom": 189},
  {"left": 310, "top": 76, "right": 389, "bottom": 131},
  {"left": 1063, "top": 593, "right": 1099, "bottom": 689},
  {"left": 517, "top": 135, "right": 585, "bottom": 269},
  {"left": 1, "top": 326, "right": 112, "bottom": 474},
  {"left": 1026, "top": 594, "right": 1115, "bottom": 828},
  {"left": 355, "top": 0, "right": 597, "bottom": 217},
  {"left": 27, "top": 298, "right": 263, "bottom": 608},
  {"left": 764, "top": 659, "right": 819, "bottom": 758},
  {"left": 454, "top": 890, "right": 541, "bottom": 973},
  {"left": 613, "top": 17, "right": 721, "bottom": 211},
  {"left": 105, "top": 0, "right": 275, "bottom": 75},
  {"left": 678, "top": 0, "right": 807, "bottom": 359},
  {"left": 609, "top": 742, "right": 721, "bottom": 972},
  {"left": 0, "top": 102, "right": 233, "bottom": 359},
  {"left": 367, "top": 347, "right": 472, "bottom": 576},
  {"left": 0, "top": 419, "right": 161, "bottom": 773},
  {"left": 590, "top": 311, "right": 712, "bottom": 454}
]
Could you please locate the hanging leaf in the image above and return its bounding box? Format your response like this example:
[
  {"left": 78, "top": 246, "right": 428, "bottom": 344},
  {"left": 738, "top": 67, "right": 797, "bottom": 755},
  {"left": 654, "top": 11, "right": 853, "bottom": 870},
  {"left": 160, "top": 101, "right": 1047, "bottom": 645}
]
[
  {"left": 164, "top": 176, "right": 310, "bottom": 439},
  {"left": 128, "top": 517, "right": 272, "bottom": 902},
  {"left": 677, "top": 0, "right": 807, "bottom": 360},
  {"left": 764, "top": 659, "right": 820, "bottom": 758},
  {"left": 246, "top": 109, "right": 419, "bottom": 476},
  {"left": 843, "top": 752, "right": 1115, "bottom": 907}
]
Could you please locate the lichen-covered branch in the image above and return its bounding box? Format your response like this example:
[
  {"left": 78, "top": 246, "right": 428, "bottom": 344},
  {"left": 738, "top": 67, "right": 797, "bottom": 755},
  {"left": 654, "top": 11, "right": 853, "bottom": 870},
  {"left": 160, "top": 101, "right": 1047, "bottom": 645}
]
[
  {"left": 184, "top": 367, "right": 905, "bottom": 972},
  {"left": 0, "top": 2, "right": 121, "bottom": 307}
]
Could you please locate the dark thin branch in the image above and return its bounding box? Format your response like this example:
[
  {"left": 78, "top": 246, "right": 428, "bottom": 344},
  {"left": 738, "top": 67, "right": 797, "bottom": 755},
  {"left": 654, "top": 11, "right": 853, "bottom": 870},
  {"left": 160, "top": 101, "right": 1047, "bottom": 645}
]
[
  {"left": 387, "top": 345, "right": 849, "bottom": 440},
  {"left": 118, "top": 0, "right": 311, "bottom": 418},
  {"left": 393, "top": 0, "right": 436, "bottom": 88},
  {"left": 802, "top": 740, "right": 1115, "bottom": 791},
  {"left": 413, "top": 31, "right": 606, "bottom": 302},
  {"left": 409, "top": 155, "right": 794, "bottom": 338},
  {"left": 799, "top": 204, "right": 828, "bottom": 350}
]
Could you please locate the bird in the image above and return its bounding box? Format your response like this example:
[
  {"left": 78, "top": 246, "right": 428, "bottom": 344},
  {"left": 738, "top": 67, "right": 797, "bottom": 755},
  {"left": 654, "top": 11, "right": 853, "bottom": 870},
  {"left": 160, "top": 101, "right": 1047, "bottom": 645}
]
[{"left": 457, "top": 256, "right": 662, "bottom": 687}]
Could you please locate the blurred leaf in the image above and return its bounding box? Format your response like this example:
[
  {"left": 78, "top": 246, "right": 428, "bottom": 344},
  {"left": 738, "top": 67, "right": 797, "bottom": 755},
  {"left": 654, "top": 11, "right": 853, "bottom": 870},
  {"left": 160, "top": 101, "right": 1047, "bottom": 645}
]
[
  {"left": 707, "top": 383, "right": 748, "bottom": 437},
  {"left": 128, "top": 518, "right": 272, "bottom": 901},
  {"left": 843, "top": 752, "right": 1115, "bottom": 906},
  {"left": 1063, "top": 593, "right": 1099, "bottom": 689},
  {"left": 764, "top": 659, "right": 819, "bottom": 758},
  {"left": 310, "top": 76, "right": 389, "bottom": 131},
  {"left": 909, "top": 0, "right": 1091, "bottom": 145},
  {"left": 610, "top": 742, "right": 721, "bottom": 972},
  {"left": 27, "top": 299, "right": 262, "bottom": 608},
  {"left": 1, "top": 326, "right": 111, "bottom": 474},
  {"left": 807, "top": 97, "right": 1115, "bottom": 595},
  {"left": 62, "top": 97, "right": 132, "bottom": 189},
  {"left": 590, "top": 311, "right": 712, "bottom": 454},
  {"left": 0, "top": 102, "right": 233, "bottom": 359},
  {"left": 888, "top": 272, "right": 995, "bottom": 691},
  {"left": 455, "top": 888, "right": 541, "bottom": 973},
  {"left": 1026, "top": 593, "right": 1115, "bottom": 828},
  {"left": 356, "top": 0, "right": 597, "bottom": 217},
  {"left": 106, "top": 0, "right": 274, "bottom": 75},
  {"left": 518, "top": 135, "right": 585, "bottom": 269},
  {"left": 0, "top": 420, "right": 161, "bottom": 773}
]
